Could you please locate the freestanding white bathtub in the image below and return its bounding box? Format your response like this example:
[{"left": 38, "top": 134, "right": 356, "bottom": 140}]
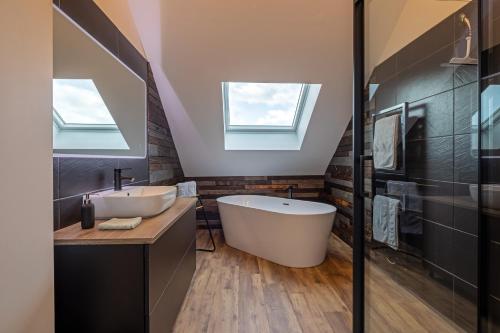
[{"left": 217, "top": 195, "right": 337, "bottom": 268}]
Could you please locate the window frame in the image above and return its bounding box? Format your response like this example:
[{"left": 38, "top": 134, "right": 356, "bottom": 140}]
[
  {"left": 222, "top": 82, "right": 311, "bottom": 133},
  {"left": 53, "top": 108, "right": 120, "bottom": 131},
  {"left": 52, "top": 78, "right": 120, "bottom": 130}
]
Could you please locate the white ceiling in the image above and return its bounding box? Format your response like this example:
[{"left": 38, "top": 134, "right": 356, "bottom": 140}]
[{"left": 128, "top": 0, "right": 353, "bottom": 177}]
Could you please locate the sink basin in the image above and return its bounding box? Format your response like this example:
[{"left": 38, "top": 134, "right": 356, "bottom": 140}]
[
  {"left": 470, "top": 184, "right": 500, "bottom": 210},
  {"left": 90, "top": 186, "right": 177, "bottom": 219}
]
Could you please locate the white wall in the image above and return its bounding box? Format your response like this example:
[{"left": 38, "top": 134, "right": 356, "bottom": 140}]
[{"left": 0, "top": 1, "right": 54, "bottom": 332}]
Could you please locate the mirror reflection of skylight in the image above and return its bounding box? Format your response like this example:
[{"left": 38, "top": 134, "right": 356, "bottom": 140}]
[
  {"left": 225, "top": 82, "right": 306, "bottom": 129},
  {"left": 53, "top": 79, "right": 116, "bottom": 125}
]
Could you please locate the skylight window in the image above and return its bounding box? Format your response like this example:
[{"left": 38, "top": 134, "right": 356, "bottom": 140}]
[
  {"left": 53, "top": 79, "right": 117, "bottom": 127},
  {"left": 221, "top": 81, "right": 321, "bottom": 150},
  {"left": 223, "top": 82, "right": 310, "bottom": 131}
]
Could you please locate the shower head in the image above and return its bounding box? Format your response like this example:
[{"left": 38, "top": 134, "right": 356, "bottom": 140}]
[
  {"left": 448, "top": 13, "right": 477, "bottom": 65},
  {"left": 459, "top": 13, "right": 472, "bottom": 37}
]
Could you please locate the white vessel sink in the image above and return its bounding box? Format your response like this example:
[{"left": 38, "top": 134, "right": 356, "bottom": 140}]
[
  {"left": 470, "top": 184, "right": 500, "bottom": 210},
  {"left": 90, "top": 186, "right": 177, "bottom": 219}
]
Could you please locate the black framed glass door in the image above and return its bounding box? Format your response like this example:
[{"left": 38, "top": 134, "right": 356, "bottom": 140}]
[
  {"left": 480, "top": 0, "right": 500, "bottom": 330},
  {"left": 353, "top": 1, "right": 484, "bottom": 332}
]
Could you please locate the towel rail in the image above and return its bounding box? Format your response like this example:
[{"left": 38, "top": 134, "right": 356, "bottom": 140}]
[
  {"left": 377, "top": 192, "right": 423, "bottom": 214},
  {"left": 372, "top": 102, "right": 408, "bottom": 176},
  {"left": 374, "top": 178, "right": 439, "bottom": 188},
  {"left": 370, "top": 103, "right": 425, "bottom": 261},
  {"left": 370, "top": 192, "right": 423, "bottom": 260},
  {"left": 371, "top": 102, "right": 407, "bottom": 118}
]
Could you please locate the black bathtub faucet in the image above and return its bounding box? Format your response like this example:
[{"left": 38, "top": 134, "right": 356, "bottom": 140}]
[
  {"left": 114, "top": 168, "right": 135, "bottom": 191},
  {"left": 287, "top": 185, "right": 294, "bottom": 199}
]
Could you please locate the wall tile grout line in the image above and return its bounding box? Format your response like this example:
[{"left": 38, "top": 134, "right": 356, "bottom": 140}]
[{"left": 425, "top": 259, "right": 478, "bottom": 289}]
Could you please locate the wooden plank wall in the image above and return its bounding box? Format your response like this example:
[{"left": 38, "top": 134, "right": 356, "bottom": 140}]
[
  {"left": 187, "top": 176, "right": 325, "bottom": 227},
  {"left": 147, "top": 65, "right": 185, "bottom": 186},
  {"left": 323, "top": 117, "right": 373, "bottom": 246},
  {"left": 323, "top": 120, "right": 354, "bottom": 245}
]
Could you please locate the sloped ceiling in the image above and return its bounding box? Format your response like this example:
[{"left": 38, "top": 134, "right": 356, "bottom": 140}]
[
  {"left": 128, "top": 0, "right": 353, "bottom": 177},
  {"left": 99, "top": 0, "right": 469, "bottom": 177}
]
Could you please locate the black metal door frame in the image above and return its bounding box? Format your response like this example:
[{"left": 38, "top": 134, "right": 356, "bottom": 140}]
[
  {"left": 477, "top": 0, "right": 486, "bottom": 331},
  {"left": 352, "top": 0, "right": 485, "bottom": 332},
  {"left": 352, "top": 1, "right": 365, "bottom": 332}
]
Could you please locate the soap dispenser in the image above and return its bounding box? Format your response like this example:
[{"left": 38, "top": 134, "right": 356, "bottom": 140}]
[{"left": 81, "top": 193, "right": 95, "bottom": 229}]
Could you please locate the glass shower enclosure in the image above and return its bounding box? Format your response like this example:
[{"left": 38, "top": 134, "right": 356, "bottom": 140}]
[{"left": 353, "top": 0, "right": 498, "bottom": 331}]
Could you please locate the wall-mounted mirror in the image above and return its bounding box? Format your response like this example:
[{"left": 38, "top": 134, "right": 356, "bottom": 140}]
[{"left": 53, "top": 7, "right": 147, "bottom": 158}]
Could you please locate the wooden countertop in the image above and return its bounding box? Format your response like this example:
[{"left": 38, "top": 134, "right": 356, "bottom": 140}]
[{"left": 54, "top": 197, "right": 197, "bottom": 246}]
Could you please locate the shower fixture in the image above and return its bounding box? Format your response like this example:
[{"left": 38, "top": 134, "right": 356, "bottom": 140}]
[{"left": 449, "top": 13, "right": 478, "bottom": 65}]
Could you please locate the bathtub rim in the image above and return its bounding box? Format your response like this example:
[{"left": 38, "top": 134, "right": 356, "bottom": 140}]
[{"left": 216, "top": 194, "right": 337, "bottom": 216}]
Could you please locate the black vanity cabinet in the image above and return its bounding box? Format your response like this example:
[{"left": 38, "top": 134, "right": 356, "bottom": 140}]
[{"left": 54, "top": 198, "right": 197, "bottom": 333}]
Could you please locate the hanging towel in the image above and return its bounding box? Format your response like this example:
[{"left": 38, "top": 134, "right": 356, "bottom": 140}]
[
  {"left": 98, "top": 217, "right": 142, "bottom": 230},
  {"left": 177, "top": 181, "right": 197, "bottom": 197},
  {"left": 387, "top": 181, "right": 422, "bottom": 235},
  {"left": 373, "top": 114, "right": 400, "bottom": 170},
  {"left": 373, "top": 195, "right": 400, "bottom": 250}
]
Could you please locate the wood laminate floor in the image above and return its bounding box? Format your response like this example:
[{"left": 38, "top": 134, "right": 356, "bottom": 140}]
[{"left": 173, "top": 230, "right": 464, "bottom": 333}]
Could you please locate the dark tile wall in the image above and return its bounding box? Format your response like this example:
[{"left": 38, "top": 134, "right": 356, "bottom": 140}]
[
  {"left": 53, "top": 1, "right": 184, "bottom": 231},
  {"left": 326, "top": 3, "right": 479, "bottom": 330},
  {"left": 53, "top": 158, "right": 149, "bottom": 230},
  {"left": 375, "top": 2, "right": 479, "bottom": 266},
  {"left": 187, "top": 176, "right": 325, "bottom": 227}
]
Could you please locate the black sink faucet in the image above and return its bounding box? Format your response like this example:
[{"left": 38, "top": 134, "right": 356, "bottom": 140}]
[
  {"left": 287, "top": 185, "right": 294, "bottom": 199},
  {"left": 114, "top": 168, "right": 135, "bottom": 191}
]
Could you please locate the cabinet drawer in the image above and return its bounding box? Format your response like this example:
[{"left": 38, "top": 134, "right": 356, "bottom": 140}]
[
  {"left": 149, "top": 239, "right": 196, "bottom": 333},
  {"left": 148, "top": 206, "right": 196, "bottom": 311},
  {"left": 55, "top": 245, "right": 146, "bottom": 333}
]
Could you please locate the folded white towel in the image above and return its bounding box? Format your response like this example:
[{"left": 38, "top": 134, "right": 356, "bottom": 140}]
[
  {"left": 98, "top": 217, "right": 142, "bottom": 230},
  {"left": 176, "top": 181, "right": 197, "bottom": 197},
  {"left": 373, "top": 114, "right": 400, "bottom": 170},
  {"left": 373, "top": 195, "right": 400, "bottom": 250}
]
